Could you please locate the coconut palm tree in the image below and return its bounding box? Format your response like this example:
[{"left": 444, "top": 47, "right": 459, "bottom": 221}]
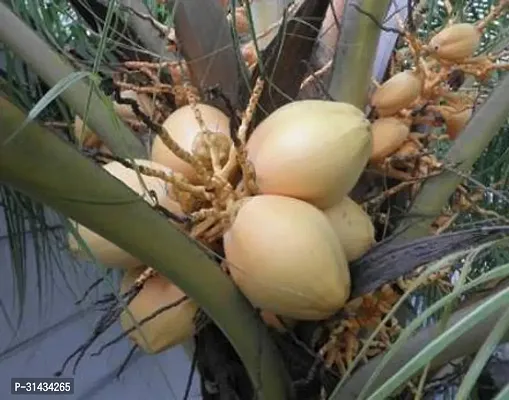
[{"left": 3, "top": 1, "right": 509, "bottom": 399}]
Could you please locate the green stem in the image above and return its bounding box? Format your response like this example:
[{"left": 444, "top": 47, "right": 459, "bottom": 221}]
[
  {"left": 0, "top": 96, "right": 293, "bottom": 400},
  {"left": 0, "top": 2, "right": 146, "bottom": 159},
  {"left": 327, "top": 0, "right": 391, "bottom": 108},
  {"left": 392, "top": 72, "right": 509, "bottom": 243}
]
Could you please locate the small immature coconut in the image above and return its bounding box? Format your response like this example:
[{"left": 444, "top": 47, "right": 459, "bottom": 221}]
[
  {"left": 246, "top": 100, "right": 372, "bottom": 209},
  {"left": 119, "top": 268, "right": 198, "bottom": 354},
  {"left": 242, "top": 42, "right": 257, "bottom": 70},
  {"left": 370, "top": 117, "right": 410, "bottom": 162},
  {"left": 151, "top": 103, "right": 232, "bottom": 183},
  {"left": 228, "top": 7, "right": 249, "bottom": 34},
  {"left": 394, "top": 139, "right": 421, "bottom": 157},
  {"left": 68, "top": 160, "right": 183, "bottom": 268},
  {"left": 391, "top": 139, "right": 421, "bottom": 168},
  {"left": 323, "top": 196, "right": 376, "bottom": 262},
  {"left": 371, "top": 70, "right": 422, "bottom": 116},
  {"left": 73, "top": 90, "right": 154, "bottom": 147},
  {"left": 427, "top": 23, "right": 481, "bottom": 61},
  {"left": 223, "top": 194, "right": 351, "bottom": 320},
  {"left": 437, "top": 105, "right": 472, "bottom": 140}
]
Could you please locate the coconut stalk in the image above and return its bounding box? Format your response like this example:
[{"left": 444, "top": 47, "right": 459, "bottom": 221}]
[
  {"left": 0, "top": 2, "right": 146, "bottom": 159},
  {"left": 391, "top": 72, "right": 509, "bottom": 244},
  {"left": 327, "top": 0, "right": 392, "bottom": 108},
  {"left": 0, "top": 95, "right": 293, "bottom": 400}
]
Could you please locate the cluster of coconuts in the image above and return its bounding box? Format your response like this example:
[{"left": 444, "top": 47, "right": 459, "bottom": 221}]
[
  {"left": 368, "top": 22, "right": 483, "bottom": 167},
  {"left": 224, "top": 101, "right": 375, "bottom": 321},
  {"left": 68, "top": 98, "right": 378, "bottom": 354}
]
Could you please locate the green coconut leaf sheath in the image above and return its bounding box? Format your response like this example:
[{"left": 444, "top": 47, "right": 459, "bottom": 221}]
[
  {"left": 328, "top": 0, "right": 392, "bottom": 109},
  {"left": 0, "top": 2, "right": 146, "bottom": 159}
]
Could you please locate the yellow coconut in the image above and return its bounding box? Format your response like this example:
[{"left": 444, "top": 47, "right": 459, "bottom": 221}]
[
  {"left": 119, "top": 268, "right": 198, "bottom": 354},
  {"left": 219, "top": 258, "right": 295, "bottom": 331},
  {"left": 246, "top": 100, "right": 372, "bottom": 209},
  {"left": 223, "top": 194, "right": 351, "bottom": 320},
  {"left": 67, "top": 160, "right": 183, "bottom": 268},
  {"left": 151, "top": 103, "right": 232, "bottom": 183},
  {"left": 371, "top": 70, "right": 422, "bottom": 116},
  {"left": 323, "top": 196, "right": 376, "bottom": 262},
  {"left": 370, "top": 117, "right": 411, "bottom": 162},
  {"left": 427, "top": 23, "right": 481, "bottom": 61}
]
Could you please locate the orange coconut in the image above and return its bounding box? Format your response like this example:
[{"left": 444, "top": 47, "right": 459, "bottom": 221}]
[
  {"left": 151, "top": 103, "right": 231, "bottom": 183},
  {"left": 224, "top": 194, "right": 351, "bottom": 320},
  {"left": 370, "top": 117, "right": 411, "bottom": 162},
  {"left": 428, "top": 23, "right": 481, "bottom": 61},
  {"left": 371, "top": 70, "right": 422, "bottom": 116},
  {"left": 437, "top": 105, "right": 473, "bottom": 140},
  {"left": 119, "top": 268, "right": 198, "bottom": 354},
  {"left": 246, "top": 100, "right": 372, "bottom": 209},
  {"left": 323, "top": 196, "right": 376, "bottom": 262}
]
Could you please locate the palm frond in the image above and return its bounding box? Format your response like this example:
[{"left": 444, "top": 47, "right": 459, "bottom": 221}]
[{"left": 0, "top": 0, "right": 143, "bottom": 325}]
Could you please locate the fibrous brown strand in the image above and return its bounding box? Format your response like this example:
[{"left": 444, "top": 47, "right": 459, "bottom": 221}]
[
  {"left": 157, "top": 124, "right": 210, "bottom": 180},
  {"left": 131, "top": 163, "right": 212, "bottom": 200}
]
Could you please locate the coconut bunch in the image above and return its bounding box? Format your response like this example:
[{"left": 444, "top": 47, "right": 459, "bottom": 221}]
[
  {"left": 367, "top": 4, "right": 509, "bottom": 178},
  {"left": 67, "top": 78, "right": 380, "bottom": 354},
  {"left": 64, "top": 3, "right": 509, "bottom": 359}
]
